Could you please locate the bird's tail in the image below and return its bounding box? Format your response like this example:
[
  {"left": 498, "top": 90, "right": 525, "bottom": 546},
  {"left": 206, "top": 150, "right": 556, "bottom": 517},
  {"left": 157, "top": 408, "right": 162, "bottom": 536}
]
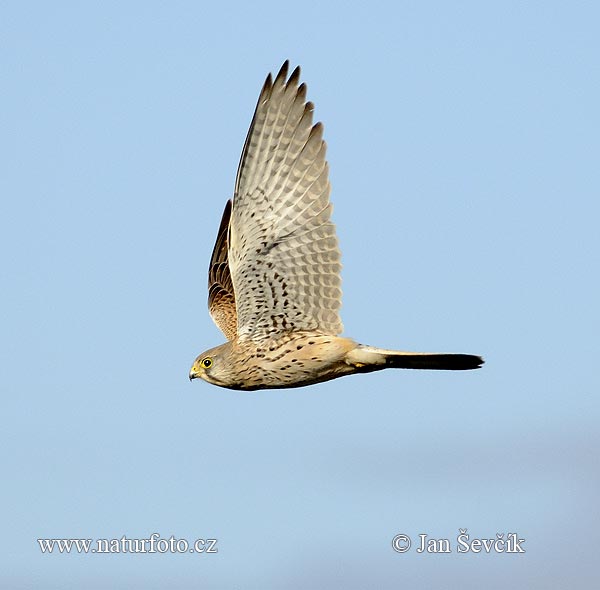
[{"left": 346, "top": 345, "right": 484, "bottom": 372}]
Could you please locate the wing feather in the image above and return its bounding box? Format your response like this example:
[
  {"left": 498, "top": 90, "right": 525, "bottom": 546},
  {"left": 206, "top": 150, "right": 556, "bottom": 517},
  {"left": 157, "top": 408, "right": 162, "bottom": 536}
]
[
  {"left": 228, "top": 63, "right": 343, "bottom": 340},
  {"left": 207, "top": 200, "right": 237, "bottom": 340}
]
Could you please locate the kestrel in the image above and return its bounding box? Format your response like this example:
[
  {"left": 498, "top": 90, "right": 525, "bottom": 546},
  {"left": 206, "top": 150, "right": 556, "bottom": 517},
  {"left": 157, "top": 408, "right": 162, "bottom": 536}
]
[{"left": 189, "top": 62, "right": 483, "bottom": 390}]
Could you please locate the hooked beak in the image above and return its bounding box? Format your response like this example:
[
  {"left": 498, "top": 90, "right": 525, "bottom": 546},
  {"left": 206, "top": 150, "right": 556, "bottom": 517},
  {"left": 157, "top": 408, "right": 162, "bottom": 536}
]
[{"left": 189, "top": 368, "right": 199, "bottom": 381}]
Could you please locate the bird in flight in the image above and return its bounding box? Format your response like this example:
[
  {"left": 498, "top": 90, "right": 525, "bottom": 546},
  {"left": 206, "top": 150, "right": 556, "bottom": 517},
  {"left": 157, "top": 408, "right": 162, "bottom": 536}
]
[{"left": 189, "top": 62, "right": 483, "bottom": 390}]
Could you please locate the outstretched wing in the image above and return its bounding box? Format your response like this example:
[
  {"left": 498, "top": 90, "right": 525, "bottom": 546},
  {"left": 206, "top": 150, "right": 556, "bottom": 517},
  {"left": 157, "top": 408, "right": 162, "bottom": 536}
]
[
  {"left": 207, "top": 200, "right": 237, "bottom": 340},
  {"left": 228, "top": 61, "right": 343, "bottom": 341}
]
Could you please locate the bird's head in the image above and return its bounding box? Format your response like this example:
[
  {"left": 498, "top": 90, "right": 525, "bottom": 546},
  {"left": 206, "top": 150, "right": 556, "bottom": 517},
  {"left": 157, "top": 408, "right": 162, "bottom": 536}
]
[{"left": 189, "top": 343, "right": 232, "bottom": 388}]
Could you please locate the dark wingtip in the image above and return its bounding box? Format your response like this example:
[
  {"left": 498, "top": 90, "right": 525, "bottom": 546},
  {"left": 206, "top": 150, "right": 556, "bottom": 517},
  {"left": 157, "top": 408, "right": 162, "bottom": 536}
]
[
  {"left": 261, "top": 72, "right": 273, "bottom": 94},
  {"left": 288, "top": 64, "right": 301, "bottom": 87},
  {"left": 274, "top": 61, "right": 289, "bottom": 85}
]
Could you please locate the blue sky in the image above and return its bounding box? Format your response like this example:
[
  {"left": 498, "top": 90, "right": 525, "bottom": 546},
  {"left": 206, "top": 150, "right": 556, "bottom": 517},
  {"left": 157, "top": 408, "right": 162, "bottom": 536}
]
[{"left": 2, "top": 1, "right": 599, "bottom": 588}]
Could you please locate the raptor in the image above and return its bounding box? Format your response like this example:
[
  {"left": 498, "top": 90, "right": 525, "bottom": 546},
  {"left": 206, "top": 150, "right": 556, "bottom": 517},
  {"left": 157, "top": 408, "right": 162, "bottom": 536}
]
[{"left": 189, "top": 62, "right": 483, "bottom": 390}]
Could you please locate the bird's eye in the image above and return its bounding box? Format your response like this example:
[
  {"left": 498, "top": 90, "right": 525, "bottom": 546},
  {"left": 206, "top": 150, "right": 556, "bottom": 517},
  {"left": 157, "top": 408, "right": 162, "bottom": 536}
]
[{"left": 202, "top": 357, "right": 213, "bottom": 369}]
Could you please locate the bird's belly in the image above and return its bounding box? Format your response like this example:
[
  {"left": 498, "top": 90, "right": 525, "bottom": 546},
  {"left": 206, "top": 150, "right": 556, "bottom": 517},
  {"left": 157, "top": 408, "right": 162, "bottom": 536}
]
[{"left": 234, "top": 334, "right": 357, "bottom": 390}]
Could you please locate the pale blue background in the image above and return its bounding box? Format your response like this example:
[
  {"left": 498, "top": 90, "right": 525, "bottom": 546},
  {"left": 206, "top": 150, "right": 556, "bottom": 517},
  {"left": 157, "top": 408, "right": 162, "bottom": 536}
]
[{"left": 2, "top": 1, "right": 599, "bottom": 588}]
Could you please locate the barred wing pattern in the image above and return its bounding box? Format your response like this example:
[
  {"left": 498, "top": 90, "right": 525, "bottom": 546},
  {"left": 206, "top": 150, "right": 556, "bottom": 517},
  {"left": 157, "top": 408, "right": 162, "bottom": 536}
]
[
  {"left": 228, "top": 62, "right": 343, "bottom": 340},
  {"left": 207, "top": 200, "right": 237, "bottom": 341}
]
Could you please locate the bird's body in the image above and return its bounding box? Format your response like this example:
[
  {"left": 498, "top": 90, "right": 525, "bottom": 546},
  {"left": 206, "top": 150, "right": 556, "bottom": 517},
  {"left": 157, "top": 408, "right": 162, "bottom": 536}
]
[
  {"left": 189, "top": 62, "right": 483, "bottom": 390},
  {"left": 195, "top": 333, "right": 357, "bottom": 391}
]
